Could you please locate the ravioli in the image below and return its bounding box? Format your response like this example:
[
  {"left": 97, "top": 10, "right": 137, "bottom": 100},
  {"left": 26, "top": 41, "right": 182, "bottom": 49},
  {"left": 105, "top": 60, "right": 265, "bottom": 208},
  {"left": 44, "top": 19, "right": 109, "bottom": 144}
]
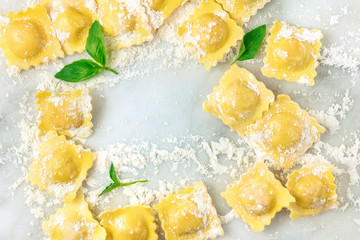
[
  {"left": 28, "top": 131, "right": 96, "bottom": 201},
  {"left": 97, "top": 0, "right": 153, "bottom": 50},
  {"left": 216, "top": 0, "right": 271, "bottom": 25},
  {"left": 41, "top": 0, "right": 98, "bottom": 55},
  {"left": 154, "top": 182, "right": 223, "bottom": 240},
  {"left": 262, "top": 21, "right": 323, "bottom": 86},
  {"left": 248, "top": 94, "right": 326, "bottom": 168},
  {"left": 0, "top": 4, "right": 64, "bottom": 72},
  {"left": 221, "top": 162, "right": 295, "bottom": 232},
  {"left": 286, "top": 163, "right": 338, "bottom": 220},
  {"left": 203, "top": 65, "right": 274, "bottom": 136},
  {"left": 178, "top": 0, "right": 244, "bottom": 70},
  {"left": 42, "top": 193, "right": 106, "bottom": 240},
  {"left": 36, "top": 88, "right": 93, "bottom": 138},
  {"left": 141, "top": 0, "right": 188, "bottom": 29},
  {"left": 99, "top": 205, "right": 157, "bottom": 240}
]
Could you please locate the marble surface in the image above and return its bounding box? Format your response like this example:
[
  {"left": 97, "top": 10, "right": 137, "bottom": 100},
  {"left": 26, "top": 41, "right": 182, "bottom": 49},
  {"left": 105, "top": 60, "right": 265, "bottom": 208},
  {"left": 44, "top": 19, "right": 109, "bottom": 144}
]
[{"left": 1, "top": 0, "right": 360, "bottom": 239}]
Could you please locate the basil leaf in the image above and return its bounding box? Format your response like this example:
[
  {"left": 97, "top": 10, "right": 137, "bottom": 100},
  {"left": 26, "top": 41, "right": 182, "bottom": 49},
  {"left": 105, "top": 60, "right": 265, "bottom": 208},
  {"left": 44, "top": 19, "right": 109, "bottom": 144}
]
[
  {"left": 98, "top": 162, "right": 148, "bottom": 197},
  {"left": 55, "top": 59, "right": 104, "bottom": 82},
  {"left": 109, "top": 163, "right": 119, "bottom": 183},
  {"left": 232, "top": 24, "right": 267, "bottom": 64},
  {"left": 86, "top": 20, "right": 107, "bottom": 66},
  {"left": 117, "top": 180, "right": 148, "bottom": 187},
  {"left": 98, "top": 183, "right": 120, "bottom": 197}
]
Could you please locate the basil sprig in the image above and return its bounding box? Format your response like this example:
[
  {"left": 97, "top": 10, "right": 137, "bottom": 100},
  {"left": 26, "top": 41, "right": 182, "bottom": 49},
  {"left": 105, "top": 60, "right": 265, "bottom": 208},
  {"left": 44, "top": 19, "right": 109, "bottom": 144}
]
[
  {"left": 55, "top": 20, "right": 118, "bottom": 82},
  {"left": 232, "top": 24, "right": 267, "bottom": 64},
  {"left": 98, "top": 163, "right": 148, "bottom": 197}
]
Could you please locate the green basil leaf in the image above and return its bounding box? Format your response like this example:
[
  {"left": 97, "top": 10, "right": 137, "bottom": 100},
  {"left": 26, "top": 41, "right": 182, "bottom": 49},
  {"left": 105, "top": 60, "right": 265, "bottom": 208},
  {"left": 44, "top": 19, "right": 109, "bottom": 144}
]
[
  {"left": 232, "top": 24, "right": 267, "bottom": 63},
  {"left": 98, "top": 162, "right": 148, "bottom": 197},
  {"left": 117, "top": 180, "right": 148, "bottom": 187},
  {"left": 55, "top": 59, "right": 104, "bottom": 82},
  {"left": 98, "top": 183, "right": 120, "bottom": 197},
  {"left": 86, "top": 20, "right": 107, "bottom": 66},
  {"left": 109, "top": 163, "right": 119, "bottom": 183}
]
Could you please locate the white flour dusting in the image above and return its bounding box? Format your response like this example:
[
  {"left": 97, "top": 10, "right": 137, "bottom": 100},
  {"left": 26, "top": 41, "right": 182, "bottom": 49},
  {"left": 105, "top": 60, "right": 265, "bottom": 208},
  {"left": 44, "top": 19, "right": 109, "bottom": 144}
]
[{"left": 0, "top": 0, "right": 360, "bottom": 239}]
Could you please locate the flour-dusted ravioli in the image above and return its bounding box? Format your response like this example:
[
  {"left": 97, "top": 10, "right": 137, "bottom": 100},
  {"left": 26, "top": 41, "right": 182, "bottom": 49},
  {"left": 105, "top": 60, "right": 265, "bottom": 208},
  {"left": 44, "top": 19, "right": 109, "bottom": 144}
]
[
  {"left": 154, "top": 182, "right": 223, "bottom": 240},
  {"left": 178, "top": 0, "right": 244, "bottom": 70},
  {"left": 216, "top": 0, "right": 271, "bottom": 25},
  {"left": 262, "top": 21, "right": 323, "bottom": 86},
  {"left": 248, "top": 95, "right": 325, "bottom": 168},
  {"left": 97, "top": 0, "right": 153, "bottom": 50},
  {"left": 203, "top": 65, "right": 274, "bottom": 136},
  {"left": 141, "top": 0, "right": 189, "bottom": 29},
  {"left": 42, "top": 193, "right": 106, "bottom": 240},
  {"left": 99, "top": 205, "right": 158, "bottom": 240},
  {"left": 0, "top": 5, "right": 64, "bottom": 72},
  {"left": 221, "top": 162, "right": 295, "bottom": 232},
  {"left": 36, "top": 88, "right": 93, "bottom": 138},
  {"left": 28, "top": 131, "right": 96, "bottom": 201},
  {"left": 41, "top": 0, "right": 98, "bottom": 55},
  {"left": 286, "top": 163, "right": 338, "bottom": 220}
]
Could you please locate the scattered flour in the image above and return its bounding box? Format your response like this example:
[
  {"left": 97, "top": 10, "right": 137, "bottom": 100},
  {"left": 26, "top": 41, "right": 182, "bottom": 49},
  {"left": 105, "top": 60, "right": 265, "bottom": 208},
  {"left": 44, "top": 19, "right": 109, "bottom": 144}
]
[{"left": 0, "top": 0, "right": 359, "bottom": 239}]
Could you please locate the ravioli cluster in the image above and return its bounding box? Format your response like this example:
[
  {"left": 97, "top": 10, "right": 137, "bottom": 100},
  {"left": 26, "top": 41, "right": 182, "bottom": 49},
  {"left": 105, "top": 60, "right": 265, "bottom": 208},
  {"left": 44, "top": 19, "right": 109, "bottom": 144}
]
[
  {"left": 0, "top": 0, "right": 188, "bottom": 72},
  {"left": 28, "top": 88, "right": 107, "bottom": 239},
  {"left": 204, "top": 66, "right": 325, "bottom": 168},
  {"left": 5, "top": 0, "right": 342, "bottom": 238}
]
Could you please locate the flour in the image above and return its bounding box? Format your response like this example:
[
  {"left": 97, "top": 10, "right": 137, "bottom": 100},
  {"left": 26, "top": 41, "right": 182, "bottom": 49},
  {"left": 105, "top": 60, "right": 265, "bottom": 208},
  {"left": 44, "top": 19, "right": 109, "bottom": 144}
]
[
  {"left": 320, "top": 46, "right": 360, "bottom": 78},
  {"left": 1, "top": 0, "right": 360, "bottom": 239}
]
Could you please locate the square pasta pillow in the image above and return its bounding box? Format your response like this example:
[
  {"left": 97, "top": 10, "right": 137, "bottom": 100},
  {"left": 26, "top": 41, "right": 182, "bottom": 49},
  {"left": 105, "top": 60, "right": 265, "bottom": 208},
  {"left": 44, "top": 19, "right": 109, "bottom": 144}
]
[
  {"left": 141, "top": 0, "right": 189, "bottom": 29},
  {"left": 261, "top": 21, "right": 323, "bottom": 86},
  {"left": 41, "top": 0, "right": 98, "bottom": 55},
  {"left": 99, "top": 205, "right": 158, "bottom": 240},
  {"left": 286, "top": 163, "right": 338, "bottom": 220},
  {"left": 96, "top": 0, "right": 153, "bottom": 50},
  {"left": 28, "top": 131, "right": 96, "bottom": 201},
  {"left": 247, "top": 94, "right": 326, "bottom": 168},
  {"left": 178, "top": 0, "right": 244, "bottom": 70},
  {"left": 216, "top": 0, "right": 271, "bottom": 25},
  {"left": 222, "top": 162, "right": 295, "bottom": 232},
  {"left": 0, "top": 4, "right": 64, "bottom": 72},
  {"left": 154, "top": 182, "right": 223, "bottom": 240},
  {"left": 35, "top": 88, "right": 93, "bottom": 138},
  {"left": 203, "top": 65, "right": 274, "bottom": 136},
  {"left": 42, "top": 193, "right": 106, "bottom": 240}
]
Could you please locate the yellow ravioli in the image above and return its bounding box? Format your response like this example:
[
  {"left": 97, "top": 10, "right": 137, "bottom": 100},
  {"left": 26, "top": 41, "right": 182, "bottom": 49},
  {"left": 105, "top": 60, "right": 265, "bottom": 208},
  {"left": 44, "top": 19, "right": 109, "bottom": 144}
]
[
  {"left": 286, "top": 163, "right": 338, "bottom": 220},
  {"left": 42, "top": 193, "right": 106, "bottom": 240},
  {"left": 216, "top": 0, "right": 271, "bottom": 25},
  {"left": 141, "top": 0, "right": 189, "bottom": 29},
  {"left": 178, "top": 0, "right": 244, "bottom": 70},
  {"left": 0, "top": 4, "right": 64, "bottom": 72},
  {"left": 28, "top": 131, "right": 96, "bottom": 201},
  {"left": 36, "top": 89, "right": 93, "bottom": 138},
  {"left": 203, "top": 65, "right": 274, "bottom": 136},
  {"left": 41, "top": 0, "right": 98, "bottom": 55},
  {"left": 221, "top": 162, "right": 295, "bottom": 232},
  {"left": 96, "top": 0, "right": 153, "bottom": 50},
  {"left": 262, "top": 21, "right": 323, "bottom": 86},
  {"left": 154, "top": 182, "right": 223, "bottom": 240},
  {"left": 99, "top": 205, "right": 158, "bottom": 240},
  {"left": 248, "top": 94, "right": 326, "bottom": 168}
]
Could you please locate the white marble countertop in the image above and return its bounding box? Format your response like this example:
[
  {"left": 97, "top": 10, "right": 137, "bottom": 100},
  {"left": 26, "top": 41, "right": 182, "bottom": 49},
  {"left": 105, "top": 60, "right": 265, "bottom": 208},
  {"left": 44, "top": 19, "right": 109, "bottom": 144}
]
[{"left": 1, "top": 0, "right": 360, "bottom": 239}]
